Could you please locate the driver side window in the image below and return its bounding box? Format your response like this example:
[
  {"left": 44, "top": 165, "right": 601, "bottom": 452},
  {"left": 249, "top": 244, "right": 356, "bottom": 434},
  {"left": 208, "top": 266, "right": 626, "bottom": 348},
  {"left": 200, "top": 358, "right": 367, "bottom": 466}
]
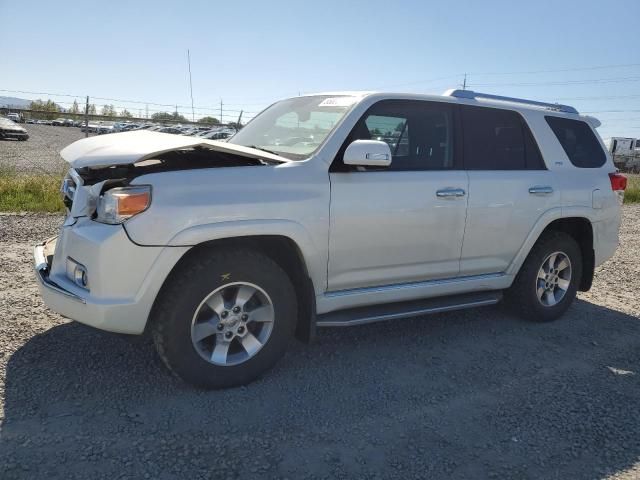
[
  {"left": 364, "top": 115, "right": 410, "bottom": 157},
  {"left": 334, "top": 100, "right": 456, "bottom": 172}
]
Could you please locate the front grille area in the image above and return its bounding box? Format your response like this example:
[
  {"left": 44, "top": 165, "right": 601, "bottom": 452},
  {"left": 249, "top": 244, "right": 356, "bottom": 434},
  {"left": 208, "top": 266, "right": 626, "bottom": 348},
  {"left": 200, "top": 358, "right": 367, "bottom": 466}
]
[{"left": 60, "top": 173, "right": 77, "bottom": 211}]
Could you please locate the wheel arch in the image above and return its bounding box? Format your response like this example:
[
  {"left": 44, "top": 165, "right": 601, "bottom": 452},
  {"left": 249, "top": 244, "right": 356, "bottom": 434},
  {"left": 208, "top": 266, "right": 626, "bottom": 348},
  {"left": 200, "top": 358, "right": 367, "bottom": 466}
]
[
  {"left": 509, "top": 213, "right": 594, "bottom": 292},
  {"left": 147, "top": 234, "right": 317, "bottom": 343},
  {"left": 539, "top": 217, "right": 594, "bottom": 291}
]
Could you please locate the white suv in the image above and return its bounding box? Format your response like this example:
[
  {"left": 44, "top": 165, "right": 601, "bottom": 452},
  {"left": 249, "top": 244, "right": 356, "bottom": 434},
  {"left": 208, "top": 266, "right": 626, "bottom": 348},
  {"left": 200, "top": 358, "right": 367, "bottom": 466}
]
[{"left": 34, "top": 90, "right": 625, "bottom": 388}]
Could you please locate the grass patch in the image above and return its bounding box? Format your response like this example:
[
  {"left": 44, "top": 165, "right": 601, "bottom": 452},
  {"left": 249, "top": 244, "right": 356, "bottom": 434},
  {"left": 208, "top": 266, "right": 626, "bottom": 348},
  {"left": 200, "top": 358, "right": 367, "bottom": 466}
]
[
  {"left": 624, "top": 174, "right": 640, "bottom": 204},
  {"left": 0, "top": 167, "right": 64, "bottom": 212}
]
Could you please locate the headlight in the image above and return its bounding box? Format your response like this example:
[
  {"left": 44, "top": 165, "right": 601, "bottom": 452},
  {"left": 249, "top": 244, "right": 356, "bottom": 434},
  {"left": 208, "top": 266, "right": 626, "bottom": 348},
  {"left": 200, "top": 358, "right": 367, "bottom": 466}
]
[{"left": 95, "top": 185, "right": 151, "bottom": 224}]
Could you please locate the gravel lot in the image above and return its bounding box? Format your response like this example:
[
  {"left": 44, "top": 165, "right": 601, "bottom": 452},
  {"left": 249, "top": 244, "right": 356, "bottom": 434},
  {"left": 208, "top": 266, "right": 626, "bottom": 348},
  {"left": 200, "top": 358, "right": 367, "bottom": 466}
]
[
  {"left": 1, "top": 207, "right": 639, "bottom": 479},
  {"left": 0, "top": 124, "right": 88, "bottom": 173}
]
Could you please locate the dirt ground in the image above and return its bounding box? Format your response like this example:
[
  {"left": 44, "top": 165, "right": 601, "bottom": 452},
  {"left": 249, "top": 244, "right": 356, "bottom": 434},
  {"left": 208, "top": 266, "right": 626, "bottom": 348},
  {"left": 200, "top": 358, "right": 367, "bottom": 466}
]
[
  {"left": 0, "top": 207, "right": 639, "bottom": 479},
  {"left": 0, "top": 124, "right": 87, "bottom": 173}
]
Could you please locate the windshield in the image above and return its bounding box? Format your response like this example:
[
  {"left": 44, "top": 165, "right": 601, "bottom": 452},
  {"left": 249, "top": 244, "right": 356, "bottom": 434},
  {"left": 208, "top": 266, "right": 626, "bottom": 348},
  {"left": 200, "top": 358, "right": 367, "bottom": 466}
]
[{"left": 228, "top": 95, "right": 358, "bottom": 160}]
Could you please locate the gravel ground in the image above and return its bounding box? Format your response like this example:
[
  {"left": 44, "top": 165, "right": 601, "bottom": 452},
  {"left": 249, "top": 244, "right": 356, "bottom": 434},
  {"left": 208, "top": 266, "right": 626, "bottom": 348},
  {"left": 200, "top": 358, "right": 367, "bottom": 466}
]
[
  {"left": 1, "top": 207, "right": 639, "bottom": 479},
  {"left": 0, "top": 124, "right": 87, "bottom": 173}
]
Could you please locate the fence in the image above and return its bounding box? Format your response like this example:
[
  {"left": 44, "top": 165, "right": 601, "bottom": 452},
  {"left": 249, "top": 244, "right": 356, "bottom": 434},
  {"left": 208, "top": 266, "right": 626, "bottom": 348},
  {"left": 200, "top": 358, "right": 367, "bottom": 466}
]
[{"left": 0, "top": 108, "right": 246, "bottom": 176}]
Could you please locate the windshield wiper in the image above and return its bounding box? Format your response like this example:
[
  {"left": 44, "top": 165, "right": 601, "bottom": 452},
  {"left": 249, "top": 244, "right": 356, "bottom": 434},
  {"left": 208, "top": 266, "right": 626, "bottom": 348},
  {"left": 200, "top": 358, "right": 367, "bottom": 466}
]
[{"left": 246, "top": 145, "right": 280, "bottom": 156}]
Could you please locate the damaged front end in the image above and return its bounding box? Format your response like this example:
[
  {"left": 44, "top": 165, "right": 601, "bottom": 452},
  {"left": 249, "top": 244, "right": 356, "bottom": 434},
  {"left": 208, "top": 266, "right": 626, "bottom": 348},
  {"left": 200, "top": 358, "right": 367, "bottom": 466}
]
[{"left": 60, "top": 130, "right": 288, "bottom": 221}]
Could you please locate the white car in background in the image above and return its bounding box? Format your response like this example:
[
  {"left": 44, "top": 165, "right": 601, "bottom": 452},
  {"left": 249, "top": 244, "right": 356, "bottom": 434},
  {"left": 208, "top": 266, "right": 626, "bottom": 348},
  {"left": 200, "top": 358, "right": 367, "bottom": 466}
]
[
  {"left": 0, "top": 116, "right": 29, "bottom": 140},
  {"left": 35, "top": 90, "right": 624, "bottom": 388}
]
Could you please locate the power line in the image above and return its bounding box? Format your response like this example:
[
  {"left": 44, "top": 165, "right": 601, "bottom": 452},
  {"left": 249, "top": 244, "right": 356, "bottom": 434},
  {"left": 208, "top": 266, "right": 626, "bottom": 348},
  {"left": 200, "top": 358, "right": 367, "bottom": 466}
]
[
  {"left": 470, "top": 75, "right": 640, "bottom": 88},
  {"left": 0, "top": 89, "right": 259, "bottom": 114},
  {"left": 370, "top": 62, "right": 640, "bottom": 90},
  {"left": 469, "top": 62, "right": 640, "bottom": 76},
  {"left": 552, "top": 94, "right": 640, "bottom": 101},
  {"left": 584, "top": 110, "right": 640, "bottom": 114}
]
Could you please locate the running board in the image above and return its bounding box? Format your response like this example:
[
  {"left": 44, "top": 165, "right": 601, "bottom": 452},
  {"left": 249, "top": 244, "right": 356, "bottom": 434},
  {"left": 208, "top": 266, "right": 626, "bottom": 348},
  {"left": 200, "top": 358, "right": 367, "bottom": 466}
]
[{"left": 316, "top": 291, "right": 503, "bottom": 327}]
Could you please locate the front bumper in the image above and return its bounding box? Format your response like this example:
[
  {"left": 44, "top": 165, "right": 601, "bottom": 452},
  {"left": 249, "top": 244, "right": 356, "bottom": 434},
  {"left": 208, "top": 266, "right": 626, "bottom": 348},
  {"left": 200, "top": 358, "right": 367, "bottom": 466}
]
[
  {"left": 0, "top": 130, "right": 28, "bottom": 140},
  {"left": 33, "top": 219, "right": 189, "bottom": 334}
]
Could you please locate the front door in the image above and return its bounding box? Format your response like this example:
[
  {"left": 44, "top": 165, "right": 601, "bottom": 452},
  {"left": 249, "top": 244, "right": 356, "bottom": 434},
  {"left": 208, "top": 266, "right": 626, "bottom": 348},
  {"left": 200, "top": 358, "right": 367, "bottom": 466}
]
[{"left": 327, "top": 100, "right": 468, "bottom": 292}]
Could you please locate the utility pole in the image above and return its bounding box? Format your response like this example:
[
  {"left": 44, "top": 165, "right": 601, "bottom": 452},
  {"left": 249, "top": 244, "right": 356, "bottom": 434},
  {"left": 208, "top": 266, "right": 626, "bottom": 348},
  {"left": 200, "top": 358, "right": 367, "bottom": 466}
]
[
  {"left": 220, "top": 99, "right": 223, "bottom": 125},
  {"left": 236, "top": 110, "right": 243, "bottom": 130},
  {"left": 187, "top": 49, "right": 195, "bottom": 123},
  {"left": 84, "top": 96, "right": 89, "bottom": 138},
  {"left": 145, "top": 104, "right": 149, "bottom": 119},
  {"left": 462, "top": 73, "right": 467, "bottom": 90}
]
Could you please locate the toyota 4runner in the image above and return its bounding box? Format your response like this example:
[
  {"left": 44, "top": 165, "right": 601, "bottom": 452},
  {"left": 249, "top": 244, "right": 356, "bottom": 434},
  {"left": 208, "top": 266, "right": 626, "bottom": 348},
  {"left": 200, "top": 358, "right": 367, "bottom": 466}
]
[{"left": 34, "top": 89, "right": 625, "bottom": 388}]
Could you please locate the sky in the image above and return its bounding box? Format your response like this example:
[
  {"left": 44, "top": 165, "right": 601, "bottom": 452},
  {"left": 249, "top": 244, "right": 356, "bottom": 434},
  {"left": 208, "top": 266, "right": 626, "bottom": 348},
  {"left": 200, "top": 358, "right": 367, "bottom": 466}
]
[{"left": 1, "top": 0, "right": 639, "bottom": 140}]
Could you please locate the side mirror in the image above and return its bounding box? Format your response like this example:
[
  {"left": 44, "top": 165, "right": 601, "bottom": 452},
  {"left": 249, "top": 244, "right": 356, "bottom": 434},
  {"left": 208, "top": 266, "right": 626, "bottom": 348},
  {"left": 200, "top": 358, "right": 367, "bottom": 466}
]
[{"left": 343, "top": 140, "right": 392, "bottom": 167}]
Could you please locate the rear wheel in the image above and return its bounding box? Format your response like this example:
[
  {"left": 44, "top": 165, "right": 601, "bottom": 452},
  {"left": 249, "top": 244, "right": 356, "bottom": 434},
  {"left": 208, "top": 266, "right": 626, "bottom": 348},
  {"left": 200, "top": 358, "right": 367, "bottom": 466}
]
[
  {"left": 506, "top": 231, "right": 582, "bottom": 322},
  {"left": 151, "top": 248, "right": 297, "bottom": 389}
]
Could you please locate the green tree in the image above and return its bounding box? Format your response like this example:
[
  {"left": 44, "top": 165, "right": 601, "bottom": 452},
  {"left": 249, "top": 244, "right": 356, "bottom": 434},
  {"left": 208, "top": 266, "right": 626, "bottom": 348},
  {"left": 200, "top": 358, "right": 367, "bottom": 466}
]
[
  {"left": 69, "top": 99, "right": 80, "bottom": 114},
  {"left": 101, "top": 104, "right": 117, "bottom": 118},
  {"left": 88, "top": 104, "right": 97, "bottom": 115},
  {"left": 120, "top": 109, "right": 132, "bottom": 118},
  {"left": 29, "top": 99, "right": 61, "bottom": 120},
  {"left": 198, "top": 116, "right": 220, "bottom": 125},
  {"left": 151, "top": 111, "right": 188, "bottom": 123}
]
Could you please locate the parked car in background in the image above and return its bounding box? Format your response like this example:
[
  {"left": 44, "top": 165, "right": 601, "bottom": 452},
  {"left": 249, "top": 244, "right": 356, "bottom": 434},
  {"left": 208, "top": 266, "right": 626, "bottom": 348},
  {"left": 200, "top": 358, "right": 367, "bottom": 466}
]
[
  {"left": 52, "top": 118, "right": 66, "bottom": 126},
  {"left": 197, "top": 128, "right": 235, "bottom": 140},
  {"left": 7, "top": 113, "right": 22, "bottom": 123},
  {"left": 0, "top": 117, "right": 29, "bottom": 140},
  {"left": 63, "top": 119, "right": 75, "bottom": 127},
  {"left": 26, "top": 119, "right": 37, "bottom": 124},
  {"left": 36, "top": 119, "right": 51, "bottom": 125},
  {"left": 156, "top": 126, "right": 183, "bottom": 134}
]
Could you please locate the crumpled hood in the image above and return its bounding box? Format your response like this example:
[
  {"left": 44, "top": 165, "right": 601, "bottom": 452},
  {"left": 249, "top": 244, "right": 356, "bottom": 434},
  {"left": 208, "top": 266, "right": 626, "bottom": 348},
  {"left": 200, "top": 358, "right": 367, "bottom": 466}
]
[{"left": 61, "top": 130, "right": 289, "bottom": 168}]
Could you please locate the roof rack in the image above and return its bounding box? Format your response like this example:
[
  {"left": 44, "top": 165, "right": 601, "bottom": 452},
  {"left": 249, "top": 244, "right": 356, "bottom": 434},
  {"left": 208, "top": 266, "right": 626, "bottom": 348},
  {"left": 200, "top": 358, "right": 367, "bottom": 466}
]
[{"left": 443, "top": 89, "right": 579, "bottom": 114}]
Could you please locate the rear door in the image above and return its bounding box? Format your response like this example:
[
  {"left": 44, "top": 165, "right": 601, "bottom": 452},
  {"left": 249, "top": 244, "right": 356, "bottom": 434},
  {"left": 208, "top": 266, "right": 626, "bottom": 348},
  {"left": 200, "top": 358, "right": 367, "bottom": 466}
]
[
  {"left": 459, "top": 105, "right": 558, "bottom": 276},
  {"left": 327, "top": 100, "right": 468, "bottom": 291}
]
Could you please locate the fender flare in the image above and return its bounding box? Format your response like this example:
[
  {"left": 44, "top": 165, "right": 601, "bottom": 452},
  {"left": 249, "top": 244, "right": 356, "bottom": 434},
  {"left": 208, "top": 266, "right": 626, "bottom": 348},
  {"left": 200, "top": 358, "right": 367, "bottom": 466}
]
[
  {"left": 167, "top": 219, "right": 326, "bottom": 295},
  {"left": 506, "top": 206, "right": 596, "bottom": 278},
  {"left": 506, "top": 207, "right": 562, "bottom": 277}
]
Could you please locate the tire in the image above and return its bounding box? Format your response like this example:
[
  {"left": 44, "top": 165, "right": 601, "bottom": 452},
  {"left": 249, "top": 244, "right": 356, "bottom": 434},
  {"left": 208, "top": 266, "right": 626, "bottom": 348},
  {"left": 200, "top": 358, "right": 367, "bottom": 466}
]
[
  {"left": 506, "top": 231, "right": 582, "bottom": 322},
  {"left": 151, "top": 247, "right": 297, "bottom": 389}
]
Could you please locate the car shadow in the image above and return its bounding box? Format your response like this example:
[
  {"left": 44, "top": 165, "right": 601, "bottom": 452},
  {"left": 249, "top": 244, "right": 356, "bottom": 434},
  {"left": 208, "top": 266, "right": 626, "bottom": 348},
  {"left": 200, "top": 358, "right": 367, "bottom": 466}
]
[{"left": 1, "top": 299, "right": 640, "bottom": 479}]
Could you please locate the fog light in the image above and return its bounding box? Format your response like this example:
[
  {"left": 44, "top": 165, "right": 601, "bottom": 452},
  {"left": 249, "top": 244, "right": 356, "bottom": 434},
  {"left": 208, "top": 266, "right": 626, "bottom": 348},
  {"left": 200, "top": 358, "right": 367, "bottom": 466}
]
[
  {"left": 66, "top": 257, "right": 89, "bottom": 289},
  {"left": 74, "top": 265, "right": 88, "bottom": 288}
]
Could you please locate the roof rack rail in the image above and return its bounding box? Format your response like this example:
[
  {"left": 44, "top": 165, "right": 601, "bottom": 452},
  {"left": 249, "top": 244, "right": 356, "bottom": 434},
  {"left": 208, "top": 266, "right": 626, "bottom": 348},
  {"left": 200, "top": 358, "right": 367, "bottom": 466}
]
[{"left": 443, "top": 89, "right": 579, "bottom": 114}]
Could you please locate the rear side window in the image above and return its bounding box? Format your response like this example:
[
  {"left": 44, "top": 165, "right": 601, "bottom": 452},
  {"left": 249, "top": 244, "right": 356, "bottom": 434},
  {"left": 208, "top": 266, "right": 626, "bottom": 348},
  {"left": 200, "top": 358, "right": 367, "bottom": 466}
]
[
  {"left": 545, "top": 116, "right": 606, "bottom": 168},
  {"left": 461, "top": 105, "right": 544, "bottom": 170}
]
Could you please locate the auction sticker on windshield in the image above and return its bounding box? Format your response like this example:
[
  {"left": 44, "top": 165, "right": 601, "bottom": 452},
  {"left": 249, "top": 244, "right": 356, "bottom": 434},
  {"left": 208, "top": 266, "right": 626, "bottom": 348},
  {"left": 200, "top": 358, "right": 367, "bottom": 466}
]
[{"left": 318, "top": 97, "right": 358, "bottom": 107}]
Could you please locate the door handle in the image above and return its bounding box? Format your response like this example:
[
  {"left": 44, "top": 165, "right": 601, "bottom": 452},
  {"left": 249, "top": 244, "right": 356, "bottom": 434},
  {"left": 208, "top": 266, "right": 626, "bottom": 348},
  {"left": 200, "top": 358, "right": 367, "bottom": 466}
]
[
  {"left": 529, "top": 186, "right": 554, "bottom": 195},
  {"left": 436, "top": 188, "right": 466, "bottom": 198}
]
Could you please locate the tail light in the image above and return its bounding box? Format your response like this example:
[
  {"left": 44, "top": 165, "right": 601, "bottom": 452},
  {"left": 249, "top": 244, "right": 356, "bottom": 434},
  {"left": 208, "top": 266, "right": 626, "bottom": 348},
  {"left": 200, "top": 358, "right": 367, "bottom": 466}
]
[{"left": 609, "top": 172, "right": 627, "bottom": 205}]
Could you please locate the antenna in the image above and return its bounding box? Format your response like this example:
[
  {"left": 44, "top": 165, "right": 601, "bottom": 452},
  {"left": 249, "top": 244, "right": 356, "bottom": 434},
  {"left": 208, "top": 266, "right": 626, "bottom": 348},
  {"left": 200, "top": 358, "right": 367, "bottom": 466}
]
[
  {"left": 187, "top": 49, "right": 195, "bottom": 122},
  {"left": 462, "top": 73, "right": 467, "bottom": 91}
]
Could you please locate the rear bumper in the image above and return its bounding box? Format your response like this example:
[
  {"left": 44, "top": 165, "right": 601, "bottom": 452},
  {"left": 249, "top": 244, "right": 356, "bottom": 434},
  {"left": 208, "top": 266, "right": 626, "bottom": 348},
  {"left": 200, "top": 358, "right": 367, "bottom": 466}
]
[{"left": 34, "top": 219, "right": 189, "bottom": 334}]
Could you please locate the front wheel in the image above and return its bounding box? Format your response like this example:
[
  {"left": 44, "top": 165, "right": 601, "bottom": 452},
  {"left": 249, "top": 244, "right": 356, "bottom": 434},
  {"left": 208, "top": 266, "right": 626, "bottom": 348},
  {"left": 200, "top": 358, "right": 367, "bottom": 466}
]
[
  {"left": 506, "top": 231, "right": 582, "bottom": 322},
  {"left": 151, "top": 248, "right": 297, "bottom": 389}
]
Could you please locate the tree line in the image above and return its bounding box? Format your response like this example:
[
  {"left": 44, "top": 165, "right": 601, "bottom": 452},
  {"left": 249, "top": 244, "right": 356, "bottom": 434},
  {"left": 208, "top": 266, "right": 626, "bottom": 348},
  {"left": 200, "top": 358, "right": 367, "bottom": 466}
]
[{"left": 24, "top": 99, "right": 229, "bottom": 125}]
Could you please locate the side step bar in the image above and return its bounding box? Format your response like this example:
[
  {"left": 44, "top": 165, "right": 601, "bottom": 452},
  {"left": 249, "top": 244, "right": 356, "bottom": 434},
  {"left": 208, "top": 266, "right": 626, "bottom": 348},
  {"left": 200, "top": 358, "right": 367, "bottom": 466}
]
[{"left": 316, "top": 291, "right": 503, "bottom": 327}]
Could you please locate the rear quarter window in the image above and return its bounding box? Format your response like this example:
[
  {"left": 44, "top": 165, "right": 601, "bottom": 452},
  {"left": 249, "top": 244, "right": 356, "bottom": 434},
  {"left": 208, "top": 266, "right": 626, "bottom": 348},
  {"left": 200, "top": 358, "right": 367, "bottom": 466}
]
[{"left": 545, "top": 116, "right": 606, "bottom": 168}]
